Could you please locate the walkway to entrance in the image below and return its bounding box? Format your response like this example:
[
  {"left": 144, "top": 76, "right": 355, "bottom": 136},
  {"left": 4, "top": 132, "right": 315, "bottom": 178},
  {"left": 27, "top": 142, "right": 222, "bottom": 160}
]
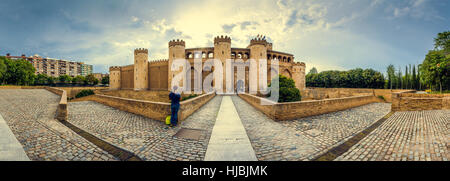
[{"left": 204, "top": 96, "right": 257, "bottom": 161}]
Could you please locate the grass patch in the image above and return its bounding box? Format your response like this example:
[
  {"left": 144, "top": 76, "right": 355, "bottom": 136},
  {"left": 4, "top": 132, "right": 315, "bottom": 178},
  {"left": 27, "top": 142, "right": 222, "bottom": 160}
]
[{"left": 377, "top": 95, "right": 386, "bottom": 101}]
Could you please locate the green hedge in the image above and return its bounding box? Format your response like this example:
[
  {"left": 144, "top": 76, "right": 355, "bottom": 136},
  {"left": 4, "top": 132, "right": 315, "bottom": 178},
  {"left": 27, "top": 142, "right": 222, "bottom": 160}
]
[
  {"left": 269, "top": 75, "right": 302, "bottom": 102},
  {"left": 181, "top": 94, "right": 198, "bottom": 101},
  {"left": 75, "top": 90, "right": 95, "bottom": 98}
]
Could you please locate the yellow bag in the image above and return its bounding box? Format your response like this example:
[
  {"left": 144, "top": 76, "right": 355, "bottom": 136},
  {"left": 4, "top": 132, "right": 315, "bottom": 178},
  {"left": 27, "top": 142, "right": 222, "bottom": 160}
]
[{"left": 165, "top": 116, "right": 171, "bottom": 125}]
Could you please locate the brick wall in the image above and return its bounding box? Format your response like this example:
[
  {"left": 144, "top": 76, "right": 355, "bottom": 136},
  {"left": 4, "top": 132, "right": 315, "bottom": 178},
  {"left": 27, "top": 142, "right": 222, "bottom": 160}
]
[
  {"left": 239, "top": 93, "right": 381, "bottom": 121},
  {"left": 391, "top": 93, "right": 450, "bottom": 111}
]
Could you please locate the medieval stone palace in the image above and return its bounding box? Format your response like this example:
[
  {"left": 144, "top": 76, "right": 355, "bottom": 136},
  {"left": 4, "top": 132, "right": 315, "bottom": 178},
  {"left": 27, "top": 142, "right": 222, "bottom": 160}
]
[{"left": 109, "top": 35, "right": 306, "bottom": 92}]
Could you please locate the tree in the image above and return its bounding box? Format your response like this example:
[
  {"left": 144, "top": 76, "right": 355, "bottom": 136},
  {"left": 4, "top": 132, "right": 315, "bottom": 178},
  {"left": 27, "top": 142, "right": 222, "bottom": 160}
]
[
  {"left": 305, "top": 68, "right": 385, "bottom": 89},
  {"left": 1, "top": 58, "right": 36, "bottom": 85},
  {"left": 85, "top": 74, "right": 98, "bottom": 85},
  {"left": 412, "top": 65, "right": 417, "bottom": 90},
  {"left": 404, "top": 66, "right": 409, "bottom": 89},
  {"left": 420, "top": 50, "right": 449, "bottom": 93},
  {"left": 0, "top": 57, "right": 6, "bottom": 85},
  {"left": 386, "top": 64, "right": 395, "bottom": 89},
  {"left": 397, "top": 67, "right": 403, "bottom": 89},
  {"left": 417, "top": 64, "right": 422, "bottom": 90},
  {"left": 58, "top": 75, "right": 72, "bottom": 84},
  {"left": 35, "top": 74, "right": 49, "bottom": 85},
  {"left": 308, "top": 67, "right": 318, "bottom": 75},
  {"left": 47, "top": 76, "right": 55, "bottom": 85},
  {"left": 93, "top": 78, "right": 99, "bottom": 85},
  {"left": 72, "top": 75, "right": 85, "bottom": 85},
  {"left": 101, "top": 76, "right": 109, "bottom": 85},
  {"left": 434, "top": 31, "right": 450, "bottom": 53}
]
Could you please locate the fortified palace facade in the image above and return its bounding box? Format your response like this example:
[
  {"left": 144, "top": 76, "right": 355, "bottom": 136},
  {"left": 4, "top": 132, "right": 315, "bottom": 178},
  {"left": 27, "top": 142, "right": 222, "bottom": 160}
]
[{"left": 109, "top": 35, "right": 306, "bottom": 93}]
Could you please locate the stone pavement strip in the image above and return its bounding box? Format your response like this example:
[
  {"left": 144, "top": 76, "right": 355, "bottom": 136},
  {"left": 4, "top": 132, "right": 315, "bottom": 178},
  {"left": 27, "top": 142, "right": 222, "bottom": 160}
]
[
  {"left": 0, "top": 89, "right": 117, "bottom": 161},
  {"left": 204, "top": 96, "right": 257, "bottom": 161},
  {"left": 0, "top": 113, "right": 30, "bottom": 161}
]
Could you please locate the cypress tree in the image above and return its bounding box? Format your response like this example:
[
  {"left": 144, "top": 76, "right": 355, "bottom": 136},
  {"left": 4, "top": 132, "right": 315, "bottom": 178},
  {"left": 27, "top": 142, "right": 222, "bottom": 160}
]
[{"left": 412, "top": 65, "right": 417, "bottom": 90}]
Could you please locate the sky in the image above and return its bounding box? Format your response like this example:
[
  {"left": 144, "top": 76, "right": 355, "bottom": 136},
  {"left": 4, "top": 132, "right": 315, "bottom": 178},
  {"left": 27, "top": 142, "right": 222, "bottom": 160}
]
[{"left": 0, "top": 0, "right": 448, "bottom": 74}]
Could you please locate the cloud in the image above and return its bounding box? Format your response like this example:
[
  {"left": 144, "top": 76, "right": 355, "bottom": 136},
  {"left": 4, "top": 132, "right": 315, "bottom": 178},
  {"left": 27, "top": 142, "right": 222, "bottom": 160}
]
[
  {"left": 0, "top": 0, "right": 447, "bottom": 74},
  {"left": 222, "top": 24, "right": 237, "bottom": 33}
]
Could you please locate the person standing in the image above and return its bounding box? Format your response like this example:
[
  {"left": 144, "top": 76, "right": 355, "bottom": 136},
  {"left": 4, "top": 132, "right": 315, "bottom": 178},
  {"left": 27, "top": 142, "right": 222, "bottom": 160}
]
[{"left": 169, "top": 86, "right": 181, "bottom": 127}]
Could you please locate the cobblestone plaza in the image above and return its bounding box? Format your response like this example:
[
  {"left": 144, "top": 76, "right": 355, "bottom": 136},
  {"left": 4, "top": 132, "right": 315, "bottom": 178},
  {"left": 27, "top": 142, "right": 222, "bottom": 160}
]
[{"left": 0, "top": 89, "right": 448, "bottom": 161}]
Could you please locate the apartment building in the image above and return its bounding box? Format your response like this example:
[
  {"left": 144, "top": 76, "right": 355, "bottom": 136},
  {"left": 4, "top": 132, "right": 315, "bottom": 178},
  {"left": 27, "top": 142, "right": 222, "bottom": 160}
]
[{"left": 5, "top": 53, "right": 92, "bottom": 77}]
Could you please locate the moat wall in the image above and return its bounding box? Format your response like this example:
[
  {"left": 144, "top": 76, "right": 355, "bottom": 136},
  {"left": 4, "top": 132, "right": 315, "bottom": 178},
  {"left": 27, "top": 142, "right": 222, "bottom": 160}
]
[
  {"left": 239, "top": 93, "right": 382, "bottom": 121},
  {"left": 392, "top": 93, "right": 450, "bottom": 111},
  {"left": 302, "top": 88, "right": 414, "bottom": 102},
  {"left": 98, "top": 90, "right": 172, "bottom": 102},
  {"left": 73, "top": 92, "right": 216, "bottom": 121},
  {"left": 44, "top": 87, "right": 68, "bottom": 121}
]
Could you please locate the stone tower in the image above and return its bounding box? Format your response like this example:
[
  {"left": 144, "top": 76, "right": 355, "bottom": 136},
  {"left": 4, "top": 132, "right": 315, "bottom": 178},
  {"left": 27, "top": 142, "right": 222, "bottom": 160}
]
[
  {"left": 109, "top": 66, "right": 121, "bottom": 90},
  {"left": 134, "top": 48, "right": 149, "bottom": 91},
  {"left": 213, "top": 35, "right": 231, "bottom": 93},
  {"left": 168, "top": 39, "right": 186, "bottom": 90},
  {"left": 248, "top": 38, "right": 269, "bottom": 93},
  {"left": 292, "top": 62, "right": 306, "bottom": 90}
]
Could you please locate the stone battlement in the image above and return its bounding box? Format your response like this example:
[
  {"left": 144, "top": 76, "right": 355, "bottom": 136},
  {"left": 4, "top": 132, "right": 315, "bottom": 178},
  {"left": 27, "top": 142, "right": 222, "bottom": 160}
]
[
  {"left": 169, "top": 39, "right": 185, "bottom": 47},
  {"left": 214, "top": 35, "right": 231, "bottom": 44},
  {"left": 149, "top": 59, "right": 169, "bottom": 64},
  {"left": 134, "top": 48, "right": 148, "bottom": 55},
  {"left": 293, "top": 62, "right": 306, "bottom": 66},
  {"left": 109, "top": 66, "right": 121, "bottom": 71},
  {"left": 249, "top": 38, "right": 268, "bottom": 46}
]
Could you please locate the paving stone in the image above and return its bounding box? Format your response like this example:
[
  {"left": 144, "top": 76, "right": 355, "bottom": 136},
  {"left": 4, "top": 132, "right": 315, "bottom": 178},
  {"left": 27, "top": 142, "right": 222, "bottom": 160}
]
[
  {"left": 68, "top": 96, "right": 223, "bottom": 161},
  {"left": 231, "top": 96, "right": 391, "bottom": 161},
  {"left": 337, "top": 110, "right": 449, "bottom": 161},
  {"left": 0, "top": 89, "right": 117, "bottom": 161}
]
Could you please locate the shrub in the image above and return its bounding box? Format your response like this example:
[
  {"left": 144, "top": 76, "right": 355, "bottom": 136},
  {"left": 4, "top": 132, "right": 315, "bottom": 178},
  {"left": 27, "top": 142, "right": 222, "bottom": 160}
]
[
  {"left": 269, "top": 75, "right": 302, "bottom": 102},
  {"left": 75, "top": 89, "right": 95, "bottom": 98},
  {"left": 279, "top": 87, "right": 301, "bottom": 102},
  {"left": 377, "top": 95, "right": 386, "bottom": 101},
  {"left": 181, "top": 94, "right": 198, "bottom": 101}
]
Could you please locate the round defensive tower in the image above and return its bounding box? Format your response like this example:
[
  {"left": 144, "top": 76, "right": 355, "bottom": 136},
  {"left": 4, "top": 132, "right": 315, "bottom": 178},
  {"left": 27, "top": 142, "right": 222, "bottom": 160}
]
[
  {"left": 248, "top": 37, "right": 269, "bottom": 93},
  {"left": 213, "top": 35, "right": 231, "bottom": 93},
  {"left": 292, "top": 62, "right": 306, "bottom": 90},
  {"left": 134, "top": 48, "right": 149, "bottom": 91},
  {"left": 168, "top": 39, "right": 186, "bottom": 90},
  {"left": 109, "top": 66, "right": 122, "bottom": 90}
]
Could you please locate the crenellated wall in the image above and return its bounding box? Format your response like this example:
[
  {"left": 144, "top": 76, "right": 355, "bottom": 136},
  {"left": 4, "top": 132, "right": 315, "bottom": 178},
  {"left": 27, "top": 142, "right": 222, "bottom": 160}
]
[
  {"left": 148, "top": 59, "right": 169, "bottom": 90},
  {"left": 120, "top": 65, "right": 134, "bottom": 89}
]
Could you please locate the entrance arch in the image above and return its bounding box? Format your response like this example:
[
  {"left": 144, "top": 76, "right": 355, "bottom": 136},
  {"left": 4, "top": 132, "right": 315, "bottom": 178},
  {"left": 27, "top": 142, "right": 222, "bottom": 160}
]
[{"left": 282, "top": 69, "right": 292, "bottom": 78}]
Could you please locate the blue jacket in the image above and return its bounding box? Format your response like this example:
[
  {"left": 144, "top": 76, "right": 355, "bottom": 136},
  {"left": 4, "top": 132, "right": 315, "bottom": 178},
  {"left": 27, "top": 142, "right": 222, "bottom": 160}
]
[{"left": 169, "top": 92, "right": 181, "bottom": 107}]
